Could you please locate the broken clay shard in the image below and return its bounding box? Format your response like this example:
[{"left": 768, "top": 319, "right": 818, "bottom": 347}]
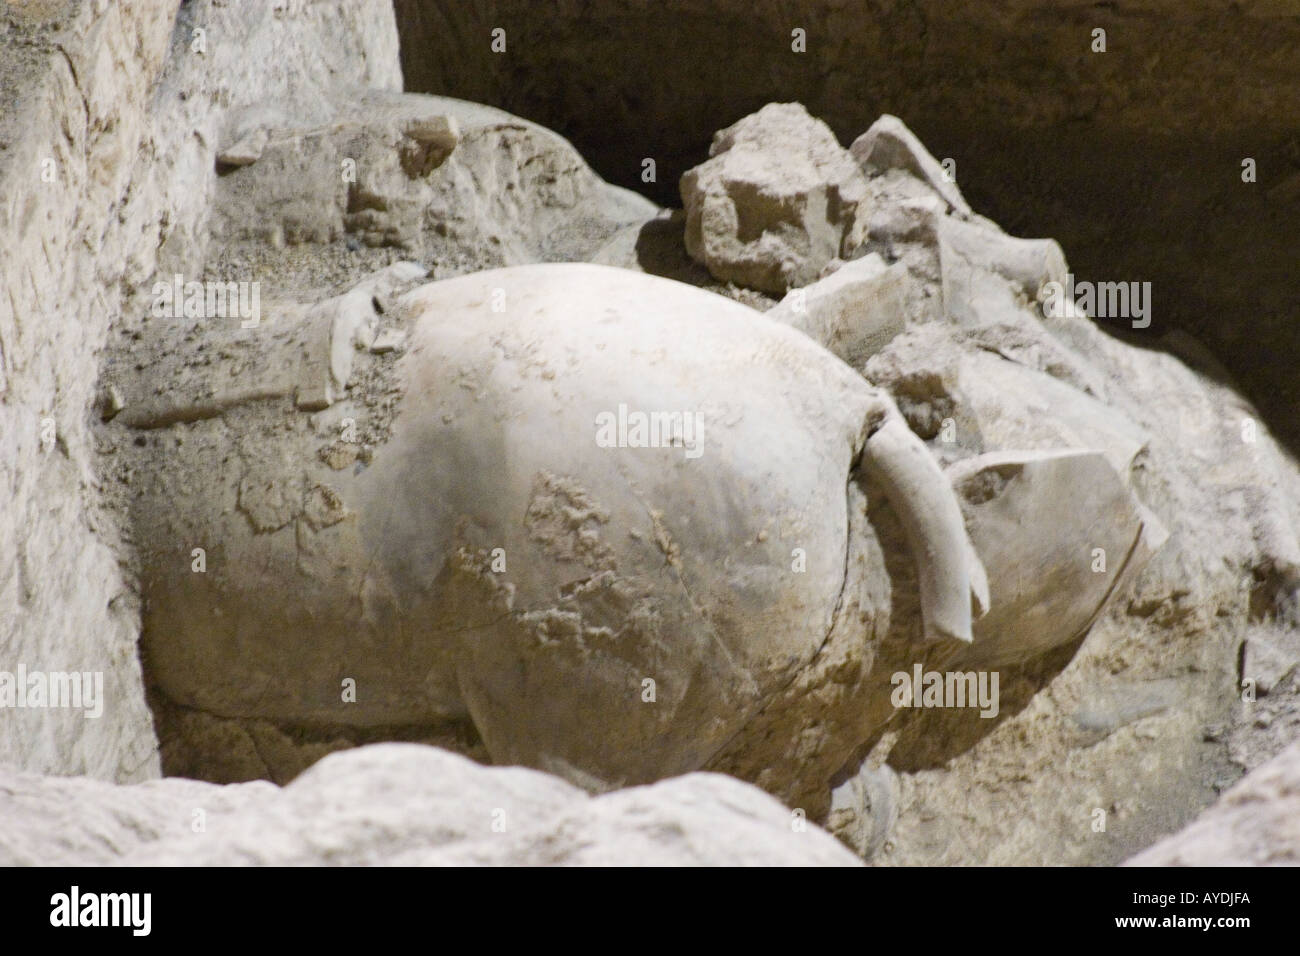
[{"left": 948, "top": 448, "right": 1162, "bottom": 667}]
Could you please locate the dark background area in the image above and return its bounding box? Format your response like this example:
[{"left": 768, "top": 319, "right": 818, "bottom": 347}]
[{"left": 393, "top": 0, "right": 1300, "bottom": 454}]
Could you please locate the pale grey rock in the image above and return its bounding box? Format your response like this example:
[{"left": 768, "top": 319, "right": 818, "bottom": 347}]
[
  {"left": 681, "top": 103, "right": 869, "bottom": 294},
  {"left": 0, "top": 0, "right": 186, "bottom": 785},
  {"left": 212, "top": 94, "right": 462, "bottom": 248},
  {"left": 145, "top": 0, "right": 404, "bottom": 287},
  {"left": 764, "top": 253, "right": 911, "bottom": 369},
  {"left": 212, "top": 90, "right": 655, "bottom": 259},
  {"left": 216, "top": 127, "right": 270, "bottom": 167},
  {"left": 0, "top": 0, "right": 403, "bottom": 783},
  {"left": 402, "top": 113, "right": 459, "bottom": 152},
  {"left": 938, "top": 216, "right": 1067, "bottom": 299},
  {"left": 860, "top": 201, "right": 1067, "bottom": 330},
  {"left": 369, "top": 328, "right": 406, "bottom": 354},
  {"left": 846, "top": 129, "right": 1067, "bottom": 333},
  {"left": 0, "top": 744, "right": 860, "bottom": 867},
  {"left": 1225, "top": 669, "right": 1300, "bottom": 778},
  {"left": 1243, "top": 629, "right": 1300, "bottom": 696},
  {"left": 850, "top": 113, "right": 973, "bottom": 217},
  {"left": 936, "top": 216, "right": 1068, "bottom": 327},
  {"left": 409, "top": 96, "right": 657, "bottom": 263},
  {"left": 1124, "top": 742, "right": 1300, "bottom": 866},
  {"left": 587, "top": 209, "right": 783, "bottom": 312}
]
